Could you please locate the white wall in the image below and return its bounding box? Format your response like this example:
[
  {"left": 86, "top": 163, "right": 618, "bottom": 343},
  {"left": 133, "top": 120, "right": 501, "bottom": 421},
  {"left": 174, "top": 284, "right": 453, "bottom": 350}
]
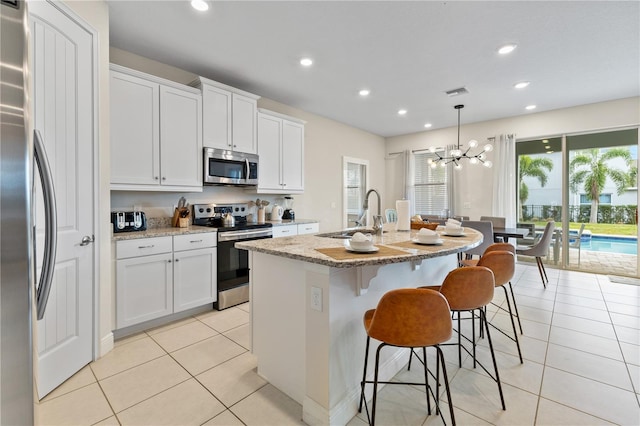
[
  {"left": 386, "top": 97, "right": 640, "bottom": 220},
  {"left": 109, "top": 48, "right": 386, "bottom": 233}
]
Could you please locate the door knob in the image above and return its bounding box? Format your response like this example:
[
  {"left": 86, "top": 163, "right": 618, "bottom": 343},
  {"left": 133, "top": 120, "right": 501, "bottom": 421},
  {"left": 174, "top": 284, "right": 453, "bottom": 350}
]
[{"left": 80, "top": 235, "right": 94, "bottom": 246}]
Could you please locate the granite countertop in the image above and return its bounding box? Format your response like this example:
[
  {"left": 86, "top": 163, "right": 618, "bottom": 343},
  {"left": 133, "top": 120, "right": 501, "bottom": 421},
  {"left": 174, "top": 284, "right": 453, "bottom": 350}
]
[
  {"left": 112, "top": 225, "right": 215, "bottom": 241},
  {"left": 236, "top": 228, "right": 482, "bottom": 268},
  {"left": 267, "top": 219, "right": 318, "bottom": 226}
]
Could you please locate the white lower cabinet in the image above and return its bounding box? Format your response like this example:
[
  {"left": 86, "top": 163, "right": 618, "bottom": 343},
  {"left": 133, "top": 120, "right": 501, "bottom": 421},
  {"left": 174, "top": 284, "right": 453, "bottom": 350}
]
[
  {"left": 272, "top": 224, "right": 298, "bottom": 238},
  {"left": 116, "top": 233, "right": 217, "bottom": 329},
  {"left": 298, "top": 223, "right": 319, "bottom": 235}
]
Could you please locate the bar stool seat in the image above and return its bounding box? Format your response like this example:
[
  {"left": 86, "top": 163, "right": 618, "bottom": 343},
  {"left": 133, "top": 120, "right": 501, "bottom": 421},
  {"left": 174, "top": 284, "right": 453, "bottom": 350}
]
[
  {"left": 358, "top": 288, "right": 456, "bottom": 425},
  {"left": 418, "top": 266, "right": 506, "bottom": 411}
]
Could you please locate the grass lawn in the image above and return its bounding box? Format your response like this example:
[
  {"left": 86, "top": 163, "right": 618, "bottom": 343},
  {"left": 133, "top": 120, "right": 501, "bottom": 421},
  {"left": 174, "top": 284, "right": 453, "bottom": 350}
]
[{"left": 530, "top": 221, "right": 638, "bottom": 236}]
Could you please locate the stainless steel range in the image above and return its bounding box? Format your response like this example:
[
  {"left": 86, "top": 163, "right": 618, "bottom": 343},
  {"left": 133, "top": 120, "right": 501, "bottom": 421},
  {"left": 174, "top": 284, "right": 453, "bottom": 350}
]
[{"left": 193, "top": 203, "right": 272, "bottom": 310}]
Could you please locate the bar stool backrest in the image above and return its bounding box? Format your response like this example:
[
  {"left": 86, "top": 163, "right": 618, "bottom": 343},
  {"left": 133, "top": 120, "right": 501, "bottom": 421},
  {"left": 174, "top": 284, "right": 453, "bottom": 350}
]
[
  {"left": 366, "top": 288, "right": 452, "bottom": 347},
  {"left": 439, "top": 266, "right": 495, "bottom": 310},
  {"left": 484, "top": 242, "right": 515, "bottom": 255},
  {"left": 477, "top": 251, "right": 515, "bottom": 287}
]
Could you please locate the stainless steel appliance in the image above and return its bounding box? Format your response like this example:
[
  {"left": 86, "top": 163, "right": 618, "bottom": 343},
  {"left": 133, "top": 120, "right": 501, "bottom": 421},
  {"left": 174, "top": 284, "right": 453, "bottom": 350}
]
[
  {"left": 203, "top": 148, "right": 259, "bottom": 186},
  {"left": 193, "top": 203, "right": 272, "bottom": 309},
  {"left": 1, "top": 1, "right": 56, "bottom": 422},
  {"left": 110, "top": 211, "right": 147, "bottom": 233}
]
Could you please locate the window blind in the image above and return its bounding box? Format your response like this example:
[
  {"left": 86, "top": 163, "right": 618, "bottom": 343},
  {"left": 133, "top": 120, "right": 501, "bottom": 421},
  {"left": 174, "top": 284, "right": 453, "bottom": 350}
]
[
  {"left": 345, "top": 162, "right": 366, "bottom": 213},
  {"left": 413, "top": 151, "right": 449, "bottom": 215}
]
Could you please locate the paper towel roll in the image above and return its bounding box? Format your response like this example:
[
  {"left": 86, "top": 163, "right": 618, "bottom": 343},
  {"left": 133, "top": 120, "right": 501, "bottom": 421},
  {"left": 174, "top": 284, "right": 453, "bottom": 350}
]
[{"left": 396, "top": 200, "right": 410, "bottom": 231}]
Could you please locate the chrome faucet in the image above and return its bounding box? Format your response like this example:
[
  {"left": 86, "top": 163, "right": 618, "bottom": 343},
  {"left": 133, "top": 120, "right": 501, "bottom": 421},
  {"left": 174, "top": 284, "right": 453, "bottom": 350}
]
[{"left": 363, "top": 189, "right": 384, "bottom": 235}]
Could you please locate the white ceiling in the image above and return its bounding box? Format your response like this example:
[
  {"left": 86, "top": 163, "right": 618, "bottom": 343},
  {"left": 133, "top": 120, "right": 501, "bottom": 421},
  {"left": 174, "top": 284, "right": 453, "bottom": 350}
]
[{"left": 107, "top": 1, "right": 640, "bottom": 138}]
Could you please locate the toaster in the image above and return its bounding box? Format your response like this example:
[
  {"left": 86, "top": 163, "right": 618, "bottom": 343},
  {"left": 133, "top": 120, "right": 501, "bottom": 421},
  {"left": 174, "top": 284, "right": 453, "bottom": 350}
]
[{"left": 110, "top": 211, "right": 147, "bottom": 233}]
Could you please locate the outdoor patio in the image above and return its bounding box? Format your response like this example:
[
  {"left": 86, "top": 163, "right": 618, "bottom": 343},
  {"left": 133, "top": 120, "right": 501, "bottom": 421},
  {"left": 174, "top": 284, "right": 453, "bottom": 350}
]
[{"left": 518, "top": 249, "right": 638, "bottom": 277}]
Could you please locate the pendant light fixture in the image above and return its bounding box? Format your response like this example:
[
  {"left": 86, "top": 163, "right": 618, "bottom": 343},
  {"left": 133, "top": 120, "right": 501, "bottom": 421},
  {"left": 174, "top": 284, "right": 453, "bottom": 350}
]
[{"left": 428, "top": 104, "right": 493, "bottom": 170}]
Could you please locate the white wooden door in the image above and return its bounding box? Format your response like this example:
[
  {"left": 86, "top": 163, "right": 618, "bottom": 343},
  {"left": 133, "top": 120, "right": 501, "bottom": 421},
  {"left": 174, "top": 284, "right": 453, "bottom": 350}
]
[
  {"left": 110, "top": 71, "right": 160, "bottom": 185},
  {"left": 257, "top": 113, "right": 282, "bottom": 191},
  {"left": 30, "top": 1, "right": 95, "bottom": 399},
  {"left": 282, "top": 121, "right": 304, "bottom": 191},
  {"left": 232, "top": 93, "right": 257, "bottom": 154},
  {"left": 173, "top": 247, "right": 216, "bottom": 313},
  {"left": 201, "top": 84, "right": 232, "bottom": 150},
  {"left": 160, "top": 86, "right": 202, "bottom": 187}
]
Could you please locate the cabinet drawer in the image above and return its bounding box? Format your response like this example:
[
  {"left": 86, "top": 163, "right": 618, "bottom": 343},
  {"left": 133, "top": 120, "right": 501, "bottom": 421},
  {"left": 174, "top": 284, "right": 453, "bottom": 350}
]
[
  {"left": 116, "top": 236, "right": 173, "bottom": 259},
  {"left": 273, "top": 224, "right": 298, "bottom": 238},
  {"left": 298, "top": 223, "right": 319, "bottom": 235},
  {"left": 174, "top": 232, "right": 217, "bottom": 251}
]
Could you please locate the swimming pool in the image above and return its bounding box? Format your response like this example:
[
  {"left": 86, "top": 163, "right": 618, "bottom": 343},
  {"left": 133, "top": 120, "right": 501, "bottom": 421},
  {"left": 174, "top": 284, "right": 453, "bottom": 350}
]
[{"left": 582, "top": 236, "right": 637, "bottom": 255}]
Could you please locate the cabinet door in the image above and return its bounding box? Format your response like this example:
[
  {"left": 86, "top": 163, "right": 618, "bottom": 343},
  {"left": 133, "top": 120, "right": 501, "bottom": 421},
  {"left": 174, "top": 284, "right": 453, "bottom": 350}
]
[
  {"left": 173, "top": 247, "right": 217, "bottom": 312},
  {"left": 298, "top": 223, "right": 319, "bottom": 235},
  {"left": 110, "top": 71, "right": 160, "bottom": 185},
  {"left": 116, "top": 253, "right": 173, "bottom": 328},
  {"left": 160, "top": 86, "right": 202, "bottom": 187},
  {"left": 232, "top": 93, "right": 257, "bottom": 154},
  {"left": 272, "top": 225, "right": 298, "bottom": 238},
  {"left": 281, "top": 121, "right": 305, "bottom": 192},
  {"left": 257, "top": 113, "right": 283, "bottom": 191},
  {"left": 201, "top": 84, "right": 232, "bottom": 150}
]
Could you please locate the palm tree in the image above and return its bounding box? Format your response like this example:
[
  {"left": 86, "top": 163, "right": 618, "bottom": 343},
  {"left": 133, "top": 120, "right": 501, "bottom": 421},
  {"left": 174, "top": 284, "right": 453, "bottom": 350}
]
[
  {"left": 518, "top": 155, "right": 553, "bottom": 219},
  {"left": 569, "top": 148, "right": 633, "bottom": 223}
]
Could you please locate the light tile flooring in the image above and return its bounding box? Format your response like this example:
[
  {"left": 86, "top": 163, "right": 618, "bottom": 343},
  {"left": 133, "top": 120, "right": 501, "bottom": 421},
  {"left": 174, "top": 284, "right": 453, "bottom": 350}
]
[{"left": 36, "top": 263, "right": 640, "bottom": 425}]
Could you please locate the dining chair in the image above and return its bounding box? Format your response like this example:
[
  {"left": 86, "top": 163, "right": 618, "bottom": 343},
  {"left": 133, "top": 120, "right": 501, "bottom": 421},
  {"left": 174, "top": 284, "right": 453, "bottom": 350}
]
[
  {"left": 568, "top": 223, "right": 586, "bottom": 266},
  {"left": 480, "top": 216, "right": 506, "bottom": 242},
  {"left": 516, "top": 221, "right": 556, "bottom": 287},
  {"left": 358, "top": 288, "right": 455, "bottom": 425},
  {"left": 384, "top": 208, "right": 397, "bottom": 223},
  {"left": 515, "top": 222, "right": 538, "bottom": 247},
  {"left": 459, "top": 220, "right": 494, "bottom": 266},
  {"left": 417, "top": 266, "right": 506, "bottom": 410}
]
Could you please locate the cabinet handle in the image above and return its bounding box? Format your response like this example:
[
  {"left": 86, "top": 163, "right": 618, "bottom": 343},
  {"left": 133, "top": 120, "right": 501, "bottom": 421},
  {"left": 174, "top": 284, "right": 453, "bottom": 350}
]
[
  {"left": 175, "top": 259, "right": 180, "bottom": 262},
  {"left": 162, "top": 177, "right": 166, "bottom": 181},
  {"left": 138, "top": 244, "right": 155, "bottom": 249},
  {"left": 154, "top": 176, "right": 159, "bottom": 180},
  {"left": 233, "top": 144, "right": 237, "bottom": 148},
  {"left": 168, "top": 259, "right": 172, "bottom": 263},
  {"left": 282, "top": 230, "right": 290, "bottom": 233},
  {"left": 190, "top": 239, "right": 203, "bottom": 243}
]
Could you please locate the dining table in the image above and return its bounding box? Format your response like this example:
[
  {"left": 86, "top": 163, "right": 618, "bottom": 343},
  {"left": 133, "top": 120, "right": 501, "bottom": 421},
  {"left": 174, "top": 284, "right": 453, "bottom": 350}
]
[{"left": 493, "top": 227, "right": 530, "bottom": 241}]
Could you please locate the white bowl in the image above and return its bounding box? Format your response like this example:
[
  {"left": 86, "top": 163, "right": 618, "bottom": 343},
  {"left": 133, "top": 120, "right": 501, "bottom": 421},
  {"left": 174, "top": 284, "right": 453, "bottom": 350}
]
[
  {"left": 417, "top": 235, "right": 440, "bottom": 243},
  {"left": 445, "top": 226, "right": 464, "bottom": 235},
  {"left": 349, "top": 239, "right": 374, "bottom": 250}
]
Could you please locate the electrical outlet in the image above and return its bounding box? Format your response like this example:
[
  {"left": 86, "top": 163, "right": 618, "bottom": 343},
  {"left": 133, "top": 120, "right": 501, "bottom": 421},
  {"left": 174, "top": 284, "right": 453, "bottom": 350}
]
[
  {"left": 311, "top": 286, "right": 322, "bottom": 312},
  {"left": 463, "top": 202, "right": 471, "bottom": 209}
]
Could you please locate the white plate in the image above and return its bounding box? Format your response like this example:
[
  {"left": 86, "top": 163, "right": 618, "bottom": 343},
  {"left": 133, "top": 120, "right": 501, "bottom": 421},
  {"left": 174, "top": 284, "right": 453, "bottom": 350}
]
[
  {"left": 443, "top": 233, "right": 466, "bottom": 237},
  {"left": 344, "top": 242, "right": 379, "bottom": 253},
  {"left": 412, "top": 238, "right": 443, "bottom": 245}
]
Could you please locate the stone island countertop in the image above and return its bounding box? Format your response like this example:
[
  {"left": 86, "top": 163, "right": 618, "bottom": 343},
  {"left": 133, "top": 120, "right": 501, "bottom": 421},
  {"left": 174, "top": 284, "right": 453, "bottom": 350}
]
[{"left": 235, "top": 228, "right": 481, "bottom": 268}]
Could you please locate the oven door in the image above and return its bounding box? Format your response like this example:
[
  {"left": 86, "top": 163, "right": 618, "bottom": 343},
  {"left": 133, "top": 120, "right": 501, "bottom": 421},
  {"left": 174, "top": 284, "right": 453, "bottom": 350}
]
[{"left": 216, "top": 231, "right": 271, "bottom": 309}]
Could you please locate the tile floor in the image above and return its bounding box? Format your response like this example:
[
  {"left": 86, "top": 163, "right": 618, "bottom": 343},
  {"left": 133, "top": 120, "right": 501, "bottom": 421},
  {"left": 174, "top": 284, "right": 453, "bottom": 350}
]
[{"left": 35, "top": 263, "right": 640, "bottom": 425}]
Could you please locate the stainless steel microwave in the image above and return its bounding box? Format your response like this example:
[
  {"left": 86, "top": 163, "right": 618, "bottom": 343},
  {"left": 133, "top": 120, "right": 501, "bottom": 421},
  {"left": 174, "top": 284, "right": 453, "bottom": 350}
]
[{"left": 203, "top": 147, "right": 259, "bottom": 186}]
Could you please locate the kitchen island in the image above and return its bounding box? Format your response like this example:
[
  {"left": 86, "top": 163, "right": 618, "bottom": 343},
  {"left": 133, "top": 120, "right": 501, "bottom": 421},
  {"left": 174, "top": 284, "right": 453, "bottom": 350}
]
[{"left": 236, "top": 229, "right": 481, "bottom": 425}]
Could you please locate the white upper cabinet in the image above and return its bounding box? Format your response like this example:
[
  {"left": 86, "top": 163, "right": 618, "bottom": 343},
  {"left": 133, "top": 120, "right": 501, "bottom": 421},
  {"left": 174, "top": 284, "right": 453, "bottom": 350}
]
[
  {"left": 110, "top": 64, "right": 202, "bottom": 192},
  {"left": 257, "top": 109, "right": 305, "bottom": 194},
  {"left": 192, "top": 77, "right": 260, "bottom": 154}
]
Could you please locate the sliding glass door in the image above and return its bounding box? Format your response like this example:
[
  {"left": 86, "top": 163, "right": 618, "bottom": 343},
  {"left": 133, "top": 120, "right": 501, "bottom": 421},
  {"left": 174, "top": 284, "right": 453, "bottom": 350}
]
[{"left": 516, "top": 128, "right": 638, "bottom": 277}]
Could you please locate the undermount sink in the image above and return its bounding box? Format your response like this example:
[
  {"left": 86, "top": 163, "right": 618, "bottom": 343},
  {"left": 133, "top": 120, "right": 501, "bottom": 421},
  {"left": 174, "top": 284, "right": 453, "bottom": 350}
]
[{"left": 316, "top": 228, "right": 377, "bottom": 239}]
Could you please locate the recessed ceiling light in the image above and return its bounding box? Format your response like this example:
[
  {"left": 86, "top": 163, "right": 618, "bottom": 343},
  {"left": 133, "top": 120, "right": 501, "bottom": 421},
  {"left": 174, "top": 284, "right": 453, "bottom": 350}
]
[
  {"left": 359, "top": 89, "right": 370, "bottom": 97},
  {"left": 545, "top": 145, "right": 551, "bottom": 149},
  {"left": 525, "top": 104, "right": 537, "bottom": 110},
  {"left": 514, "top": 81, "right": 530, "bottom": 89},
  {"left": 547, "top": 151, "right": 555, "bottom": 154},
  {"left": 191, "top": 0, "right": 209, "bottom": 12},
  {"left": 424, "top": 123, "right": 432, "bottom": 128},
  {"left": 300, "top": 58, "right": 313, "bottom": 67},
  {"left": 398, "top": 109, "right": 407, "bottom": 115},
  {"left": 542, "top": 139, "right": 549, "bottom": 143},
  {"left": 498, "top": 44, "right": 517, "bottom": 55}
]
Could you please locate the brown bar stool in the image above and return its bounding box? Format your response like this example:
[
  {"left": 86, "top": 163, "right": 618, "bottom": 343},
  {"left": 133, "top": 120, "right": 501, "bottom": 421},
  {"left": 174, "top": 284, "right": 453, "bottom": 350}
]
[
  {"left": 418, "top": 266, "right": 506, "bottom": 410},
  {"left": 358, "top": 288, "right": 455, "bottom": 426},
  {"left": 460, "top": 242, "right": 515, "bottom": 267},
  {"left": 477, "top": 250, "right": 523, "bottom": 363}
]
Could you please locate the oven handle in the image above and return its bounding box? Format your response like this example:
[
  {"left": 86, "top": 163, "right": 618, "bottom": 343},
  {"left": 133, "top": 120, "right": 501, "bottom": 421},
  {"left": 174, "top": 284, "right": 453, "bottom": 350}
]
[
  {"left": 244, "top": 159, "right": 250, "bottom": 183},
  {"left": 218, "top": 229, "right": 272, "bottom": 242}
]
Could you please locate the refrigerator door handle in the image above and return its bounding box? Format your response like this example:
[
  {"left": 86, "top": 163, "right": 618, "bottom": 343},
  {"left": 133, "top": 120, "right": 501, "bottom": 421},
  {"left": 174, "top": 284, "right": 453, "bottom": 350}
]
[{"left": 34, "top": 130, "right": 57, "bottom": 320}]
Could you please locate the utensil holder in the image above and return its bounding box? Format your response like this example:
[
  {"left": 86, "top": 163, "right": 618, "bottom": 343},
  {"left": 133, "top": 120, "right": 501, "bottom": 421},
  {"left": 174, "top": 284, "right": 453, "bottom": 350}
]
[{"left": 178, "top": 217, "right": 189, "bottom": 228}]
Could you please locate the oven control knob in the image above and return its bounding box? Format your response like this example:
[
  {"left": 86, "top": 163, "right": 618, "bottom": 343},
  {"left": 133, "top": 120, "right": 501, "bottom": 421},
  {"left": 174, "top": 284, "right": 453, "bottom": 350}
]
[
  {"left": 198, "top": 208, "right": 204, "bottom": 213},
  {"left": 241, "top": 207, "right": 245, "bottom": 211},
  {"left": 206, "top": 208, "right": 212, "bottom": 213}
]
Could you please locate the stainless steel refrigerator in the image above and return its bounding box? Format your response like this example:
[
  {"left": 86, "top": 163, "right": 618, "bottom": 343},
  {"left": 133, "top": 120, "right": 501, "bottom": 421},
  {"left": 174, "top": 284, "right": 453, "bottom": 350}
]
[{"left": 1, "top": 1, "right": 57, "bottom": 423}]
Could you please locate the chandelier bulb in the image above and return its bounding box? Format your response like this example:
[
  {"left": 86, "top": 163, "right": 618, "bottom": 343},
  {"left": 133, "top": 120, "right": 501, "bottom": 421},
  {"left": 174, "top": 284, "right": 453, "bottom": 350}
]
[
  {"left": 469, "top": 157, "right": 478, "bottom": 165},
  {"left": 430, "top": 162, "right": 438, "bottom": 169},
  {"left": 429, "top": 146, "right": 437, "bottom": 153},
  {"left": 483, "top": 160, "right": 493, "bottom": 168},
  {"left": 484, "top": 144, "right": 494, "bottom": 152},
  {"left": 454, "top": 163, "right": 463, "bottom": 170},
  {"left": 468, "top": 139, "right": 478, "bottom": 148}
]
